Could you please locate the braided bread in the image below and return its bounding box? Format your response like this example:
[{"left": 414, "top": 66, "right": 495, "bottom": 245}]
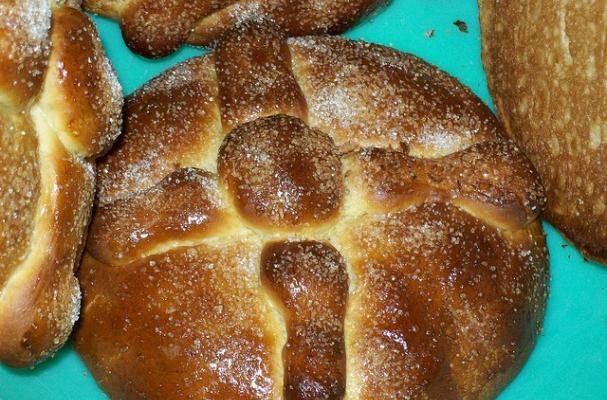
[
  {"left": 82, "top": 0, "right": 386, "bottom": 58},
  {"left": 75, "top": 23, "right": 548, "bottom": 399},
  {"left": 0, "top": 0, "right": 122, "bottom": 367}
]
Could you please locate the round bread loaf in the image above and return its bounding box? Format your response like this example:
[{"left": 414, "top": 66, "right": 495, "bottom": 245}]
[
  {"left": 479, "top": 0, "right": 607, "bottom": 264},
  {"left": 0, "top": 0, "right": 122, "bottom": 367},
  {"left": 76, "top": 23, "right": 548, "bottom": 399},
  {"left": 82, "top": 0, "right": 387, "bottom": 58}
]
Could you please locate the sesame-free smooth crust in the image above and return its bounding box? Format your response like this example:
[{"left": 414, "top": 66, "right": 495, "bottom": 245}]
[
  {"left": 0, "top": 1, "right": 122, "bottom": 367},
  {"left": 76, "top": 23, "right": 549, "bottom": 399},
  {"left": 479, "top": 0, "right": 607, "bottom": 264}
]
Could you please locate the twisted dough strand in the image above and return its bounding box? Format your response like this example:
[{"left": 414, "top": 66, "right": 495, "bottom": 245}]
[
  {"left": 83, "top": 0, "right": 387, "bottom": 57},
  {"left": 0, "top": 1, "right": 122, "bottom": 367}
]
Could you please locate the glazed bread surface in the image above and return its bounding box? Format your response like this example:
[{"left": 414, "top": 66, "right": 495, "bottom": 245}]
[
  {"left": 82, "top": 0, "right": 387, "bottom": 57},
  {"left": 479, "top": 0, "right": 607, "bottom": 263},
  {"left": 76, "top": 23, "right": 549, "bottom": 399},
  {"left": 0, "top": 0, "right": 122, "bottom": 367}
]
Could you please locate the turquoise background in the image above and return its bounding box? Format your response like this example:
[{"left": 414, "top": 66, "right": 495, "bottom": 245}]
[{"left": 1, "top": 1, "right": 606, "bottom": 398}]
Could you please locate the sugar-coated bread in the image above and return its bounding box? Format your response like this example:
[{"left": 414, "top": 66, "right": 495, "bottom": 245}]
[
  {"left": 75, "top": 23, "right": 548, "bottom": 399},
  {"left": 479, "top": 0, "right": 607, "bottom": 264},
  {"left": 0, "top": 0, "right": 122, "bottom": 367},
  {"left": 82, "top": 0, "right": 387, "bottom": 58}
]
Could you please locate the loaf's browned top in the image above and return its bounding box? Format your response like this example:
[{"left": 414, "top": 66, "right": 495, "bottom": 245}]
[
  {"left": 82, "top": 0, "right": 386, "bottom": 57},
  {"left": 76, "top": 23, "right": 548, "bottom": 400},
  {"left": 0, "top": 0, "right": 122, "bottom": 367},
  {"left": 479, "top": 0, "right": 607, "bottom": 263}
]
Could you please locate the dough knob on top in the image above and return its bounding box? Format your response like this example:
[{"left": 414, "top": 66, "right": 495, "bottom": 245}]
[{"left": 218, "top": 114, "right": 344, "bottom": 229}]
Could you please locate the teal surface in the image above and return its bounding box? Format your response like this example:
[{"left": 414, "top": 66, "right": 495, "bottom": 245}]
[{"left": 1, "top": 1, "right": 606, "bottom": 399}]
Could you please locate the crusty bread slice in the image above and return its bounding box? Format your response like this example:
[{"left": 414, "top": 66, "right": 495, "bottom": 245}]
[
  {"left": 479, "top": 0, "right": 607, "bottom": 263},
  {"left": 0, "top": 1, "right": 122, "bottom": 367}
]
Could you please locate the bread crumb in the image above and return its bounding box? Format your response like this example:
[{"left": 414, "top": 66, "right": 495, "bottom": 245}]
[{"left": 453, "top": 20, "right": 468, "bottom": 33}]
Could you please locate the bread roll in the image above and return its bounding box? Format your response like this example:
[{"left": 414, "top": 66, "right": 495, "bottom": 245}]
[
  {"left": 75, "top": 23, "right": 548, "bottom": 399},
  {"left": 0, "top": 0, "right": 122, "bottom": 367},
  {"left": 82, "top": 0, "right": 386, "bottom": 58},
  {"left": 479, "top": 0, "right": 607, "bottom": 263}
]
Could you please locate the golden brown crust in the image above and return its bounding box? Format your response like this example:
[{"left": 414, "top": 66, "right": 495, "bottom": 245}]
[
  {"left": 0, "top": 0, "right": 50, "bottom": 107},
  {"left": 261, "top": 241, "right": 348, "bottom": 400},
  {"left": 77, "top": 244, "right": 283, "bottom": 400},
  {"left": 76, "top": 24, "right": 548, "bottom": 399},
  {"left": 38, "top": 6, "right": 122, "bottom": 158},
  {"left": 479, "top": 0, "right": 607, "bottom": 264},
  {"left": 215, "top": 22, "right": 308, "bottom": 132},
  {"left": 97, "top": 57, "right": 220, "bottom": 205},
  {"left": 88, "top": 168, "right": 224, "bottom": 265},
  {"left": 120, "top": 0, "right": 215, "bottom": 58},
  {"left": 0, "top": 111, "right": 40, "bottom": 286},
  {"left": 218, "top": 115, "right": 343, "bottom": 229},
  {"left": 189, "top": 0, "right": 384, "bottom": 52},
  {"left": 289, "top": 36, "right": 497, "bottom": 155},
  {"left": 83, "top": 0, "right": 387, "bottom": 58},
  {"left": 345, "top": 203, "right": 547, "bottom": 399},
  {"left": 0, "top": 2, "right": 122, "bottom": 367},
  {"left": 347, "top": 140, "right": 545, "bottom": 229}
]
